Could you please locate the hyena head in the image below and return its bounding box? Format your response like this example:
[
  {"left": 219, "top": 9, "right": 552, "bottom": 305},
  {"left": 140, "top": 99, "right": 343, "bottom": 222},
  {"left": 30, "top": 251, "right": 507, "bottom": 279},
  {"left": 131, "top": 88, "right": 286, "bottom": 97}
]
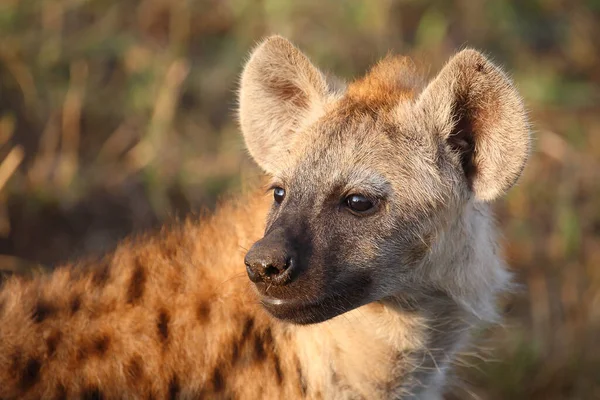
[{"left": 239, "top": 36, "right": 530, "bottom": 325}]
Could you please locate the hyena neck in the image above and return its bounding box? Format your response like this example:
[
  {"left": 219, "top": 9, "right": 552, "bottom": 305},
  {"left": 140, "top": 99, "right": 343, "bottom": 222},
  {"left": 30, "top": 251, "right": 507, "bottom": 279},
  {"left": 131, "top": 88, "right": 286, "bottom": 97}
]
[
  {"left": 285, "top": 297, "right": 469, "bottom": 399},
  {"left": 285, "top": 201, "right": 507, "bottom": 399},
  {"left": 426, "top": 200, "right": 509, "bottom": 324}
]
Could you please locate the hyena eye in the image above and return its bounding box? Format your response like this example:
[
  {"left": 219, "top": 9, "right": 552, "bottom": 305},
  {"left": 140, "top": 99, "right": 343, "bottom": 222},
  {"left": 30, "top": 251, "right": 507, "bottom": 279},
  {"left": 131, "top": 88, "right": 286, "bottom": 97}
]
[
  {"left": 273, "top": 187, "right": 286, "bottom": 204},
  {"left": 345, "top": 194, "right": 374, "bottom": 213}
]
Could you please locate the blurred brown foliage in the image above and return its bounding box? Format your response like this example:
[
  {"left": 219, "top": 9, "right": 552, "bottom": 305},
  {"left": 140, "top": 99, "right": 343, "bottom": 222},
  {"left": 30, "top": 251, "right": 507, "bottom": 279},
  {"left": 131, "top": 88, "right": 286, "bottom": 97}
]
[{"left": 0, "top": 0, "right": 599, "bottom": 398}]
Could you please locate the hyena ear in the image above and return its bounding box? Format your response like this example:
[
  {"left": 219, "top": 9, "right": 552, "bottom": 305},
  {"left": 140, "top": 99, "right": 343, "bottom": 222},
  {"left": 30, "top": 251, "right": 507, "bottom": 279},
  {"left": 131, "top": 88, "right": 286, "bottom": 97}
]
[
  {"left": 238, "top": 36, "right": 330, "bottom": 174},
  {"left": 416, "top": 49, "right": 531, "bottom": 201}
]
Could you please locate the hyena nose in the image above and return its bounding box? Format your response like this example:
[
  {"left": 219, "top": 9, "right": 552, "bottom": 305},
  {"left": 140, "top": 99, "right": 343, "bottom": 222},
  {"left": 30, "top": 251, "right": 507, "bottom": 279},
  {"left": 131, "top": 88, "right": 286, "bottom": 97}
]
[{"left": 244, "top": 243, "right": 295, "bottom": 286}]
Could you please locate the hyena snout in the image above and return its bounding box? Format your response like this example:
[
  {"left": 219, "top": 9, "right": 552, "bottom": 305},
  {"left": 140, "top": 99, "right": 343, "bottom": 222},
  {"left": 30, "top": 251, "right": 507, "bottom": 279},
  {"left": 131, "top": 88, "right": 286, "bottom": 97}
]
[{"left": 244, "top": 234, "right": 297, "bottom": 286}]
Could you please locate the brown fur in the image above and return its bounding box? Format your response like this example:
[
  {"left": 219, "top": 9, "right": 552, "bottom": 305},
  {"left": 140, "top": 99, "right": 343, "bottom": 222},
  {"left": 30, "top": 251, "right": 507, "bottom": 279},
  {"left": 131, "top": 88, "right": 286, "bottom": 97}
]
[
  {"left": 346, "top": 55, "right": 422, "bottom": 110},
  {"left": 0, "top": 194, "right": 302, "bottom": 399},
  {"left": 0, "top": 36, "right": 530, "bottom": 399}
]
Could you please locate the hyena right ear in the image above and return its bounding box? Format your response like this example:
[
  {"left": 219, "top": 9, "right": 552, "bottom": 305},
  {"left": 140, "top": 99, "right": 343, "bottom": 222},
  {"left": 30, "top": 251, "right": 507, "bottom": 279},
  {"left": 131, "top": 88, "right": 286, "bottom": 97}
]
[
  {"left": 416, "top": 49, "right": 531, "bottom": 202},
  {"left": 238, "top": 36, "right": 330, "bottom": 174}
]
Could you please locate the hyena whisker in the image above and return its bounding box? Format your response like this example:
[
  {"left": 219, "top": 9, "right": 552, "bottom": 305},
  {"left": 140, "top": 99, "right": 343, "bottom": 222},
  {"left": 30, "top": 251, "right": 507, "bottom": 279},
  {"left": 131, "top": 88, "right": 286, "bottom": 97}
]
[
  {"left": 451, "top": 379, "right": 483, "bottom": 400},
  {"left": 216, "top": 271, "right": 250, "bottom": 288}
]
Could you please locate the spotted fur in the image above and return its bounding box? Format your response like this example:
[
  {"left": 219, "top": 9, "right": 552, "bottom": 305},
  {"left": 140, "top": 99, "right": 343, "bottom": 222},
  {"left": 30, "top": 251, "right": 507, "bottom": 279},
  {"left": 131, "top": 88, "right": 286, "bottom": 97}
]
[{"left": 0, "top": 36, "right": 530, "bottom": 399}]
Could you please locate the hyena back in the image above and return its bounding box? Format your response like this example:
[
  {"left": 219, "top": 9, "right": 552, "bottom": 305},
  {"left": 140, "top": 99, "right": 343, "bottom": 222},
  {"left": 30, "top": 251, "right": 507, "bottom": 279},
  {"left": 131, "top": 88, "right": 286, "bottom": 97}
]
[{"left": 0, "top": 36, "right": 530, "bottom": 399}]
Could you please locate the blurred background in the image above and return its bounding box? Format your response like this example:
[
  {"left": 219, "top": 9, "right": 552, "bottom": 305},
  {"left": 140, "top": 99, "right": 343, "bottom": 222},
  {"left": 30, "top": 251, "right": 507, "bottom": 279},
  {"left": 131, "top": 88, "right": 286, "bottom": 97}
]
[{"left": 0, "top": 0, "right": 599, "bottom": 398}]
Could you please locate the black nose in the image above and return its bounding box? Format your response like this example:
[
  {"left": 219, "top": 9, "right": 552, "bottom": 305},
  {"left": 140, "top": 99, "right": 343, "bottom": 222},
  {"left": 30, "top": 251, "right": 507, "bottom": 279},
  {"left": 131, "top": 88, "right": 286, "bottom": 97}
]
[{"left": 244, "top": 242, "right": 295, "bottom": 286}]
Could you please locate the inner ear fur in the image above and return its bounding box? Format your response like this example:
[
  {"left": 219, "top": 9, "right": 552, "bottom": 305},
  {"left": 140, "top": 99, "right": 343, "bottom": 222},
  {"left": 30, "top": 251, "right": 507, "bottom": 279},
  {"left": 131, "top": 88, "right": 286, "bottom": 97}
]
[
  {"left": 238, "top": 36, "right": 330, "bottom": 174},
  {"left": 417, "top": 49, "right": 531, "bottom": 201}
]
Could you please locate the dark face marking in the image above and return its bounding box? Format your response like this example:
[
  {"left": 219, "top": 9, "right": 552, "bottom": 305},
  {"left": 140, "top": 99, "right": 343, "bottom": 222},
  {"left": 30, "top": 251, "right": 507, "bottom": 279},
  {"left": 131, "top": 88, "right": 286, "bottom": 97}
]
[
  {"left": 32, "top": 299, "right": 56, "bottom": 323},
  {"left": 126, "top": 258, "right": 147, "bottom": 304},
  {"left": 251, "top": 185, "right": 379, "bottom": 324},
  {"left": 19, "top": 357, "right": 41, "bottom": 390},
  {"left": 46, "top": 331, "right": 63, "bottom": 358},
  {"left": 212, "top": 366, "right": 225, "bottom": 392},
  {"left": 157, "top": 310, "right": 170, "bottom": 343},
  {"left": 196, "top": 302, "right": 211, "bottom": 323},
  {"left": 168, "top": 375, "right": 180, "bottom": 400},
  {"left": 82, "top": 387, "right": 104, "bottom": 400}
]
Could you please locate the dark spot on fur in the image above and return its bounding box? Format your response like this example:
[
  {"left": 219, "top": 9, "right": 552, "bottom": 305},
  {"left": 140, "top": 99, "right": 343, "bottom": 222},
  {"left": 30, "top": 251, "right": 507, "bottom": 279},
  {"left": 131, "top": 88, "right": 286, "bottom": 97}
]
[
  {"left": 92, "top": 335, "right": 111, "bottom": 357},
  {"left": 273, "top": 353, "right": 284, "bottom": 385},
  {"left": 196, "top": 302, "right": 210, "bottom": 323},
  {"left": 264, "top": 328, "right": 274, "bottom": 346},
  {"left": 54, "top": 383, "right": 67, "bottom": 400},
  {"left": 296, "top": 357, "right": 307, "bottom": 396},
  {"left": 70, "top": 294, "right": 82, "bottom": 314},
  {"left": 82, "top": 387, "right": 104, "bottom": 400},
  {"left": 194, "top": 388, "right": 209, "bottom": 399},
  {"left": 126, "top": 356, "right": 144, "bottom": 384},
  {"left": 168, "top": 375, "right": 180, "bottom": 400},
  {"left": 126, "top": 259, "right": 147, "bottom": 304},
  {"left": 32, "top": 299, "right": 56, "bottom": 323},
  {"left": 46, "top": 331, "right": 63, "bottom": 357},
  {"left": 157, "top": 310, "right": 170, "bottom": 343},
  {"left": 76, "top": 346, "right": 88, "bottom": 362},
  {"left": 0, "top": 298, "right": 5, "bottom": 317},
  {"left": 91, "top": 260, "right": 110, "bottom": 288},
  {"left": 331, "top": 368, "right": 339, "bottom": 384},
  {"left": 232, "top": 317, "right": 255, "bottom": 364},
  {"left": 253, "top": 327, "right": 275, "bottom": 362},
  {"left": 19, "top": 357, "right": 41, "bottom": 390},
  {"left": 231, "top": 341, "right": 241, "bottom": 364},
  {"left": 212, "top": 366, "right": 225, "bottom": 392},
  {"left": 253, "top": 335, "right": 266, "bottom": 361},
  {"left": 242, "top": 317, "right": 254, "bottom": 339},
  {"left": 476, "top": 62, "right": 485, "bottom": 72}
]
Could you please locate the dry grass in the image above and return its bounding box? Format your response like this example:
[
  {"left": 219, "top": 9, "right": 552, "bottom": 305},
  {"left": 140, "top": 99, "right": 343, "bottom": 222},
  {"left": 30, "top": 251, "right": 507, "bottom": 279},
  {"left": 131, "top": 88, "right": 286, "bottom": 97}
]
[{"left": 1, "top": 1, "right": 599, "bottom": 398}]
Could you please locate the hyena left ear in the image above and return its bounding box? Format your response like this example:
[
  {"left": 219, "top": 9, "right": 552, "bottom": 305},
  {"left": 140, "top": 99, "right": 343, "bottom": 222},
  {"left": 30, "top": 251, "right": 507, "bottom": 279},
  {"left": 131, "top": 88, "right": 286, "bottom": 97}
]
[
  {"left": 416, "top": 49, "right": 531, "bottom": 201},
  {"left": 238, "top": 36, "right": 330, "bottom": 174}
]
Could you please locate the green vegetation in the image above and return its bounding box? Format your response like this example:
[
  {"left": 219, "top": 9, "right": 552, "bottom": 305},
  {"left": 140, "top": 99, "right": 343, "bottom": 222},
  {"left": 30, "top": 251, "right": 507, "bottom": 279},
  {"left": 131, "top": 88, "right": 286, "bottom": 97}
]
[{"left": 1, "top": 1, "right": 599, "bottom": 397}]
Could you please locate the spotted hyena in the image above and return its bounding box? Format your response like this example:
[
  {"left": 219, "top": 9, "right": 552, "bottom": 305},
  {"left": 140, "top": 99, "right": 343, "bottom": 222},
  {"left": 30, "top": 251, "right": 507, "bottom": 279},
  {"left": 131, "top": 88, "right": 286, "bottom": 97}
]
[{"left": 0, "top": 36, "right": 530, "bottom": 399}]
